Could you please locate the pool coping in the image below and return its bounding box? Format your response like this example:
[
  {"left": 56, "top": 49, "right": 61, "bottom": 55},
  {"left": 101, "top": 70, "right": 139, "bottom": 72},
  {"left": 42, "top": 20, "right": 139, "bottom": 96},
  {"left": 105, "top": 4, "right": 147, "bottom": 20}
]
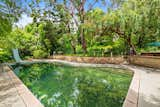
[
  {"left": 1, "top": 65, "right": 44, "bottom": 107},
  {"left": 122, "top": 65, "right": 140, "bottom": 107},
  {"left": 6, "top": 59, "right": 140, "bottom": 107}
]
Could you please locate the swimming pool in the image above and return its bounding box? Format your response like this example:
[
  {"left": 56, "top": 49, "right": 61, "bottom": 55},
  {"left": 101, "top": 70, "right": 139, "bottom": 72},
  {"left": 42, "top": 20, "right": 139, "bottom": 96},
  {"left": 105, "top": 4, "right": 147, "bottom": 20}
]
[{"left": 13, "top": 63, "right": 132, "bottom": 107}]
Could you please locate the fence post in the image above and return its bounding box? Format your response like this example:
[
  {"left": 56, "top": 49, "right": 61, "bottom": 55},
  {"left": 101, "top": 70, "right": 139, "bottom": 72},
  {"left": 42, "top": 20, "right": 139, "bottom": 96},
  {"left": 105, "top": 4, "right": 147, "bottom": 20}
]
[{"left": 111, "top": 52, "right": 113, "bottom": 62}]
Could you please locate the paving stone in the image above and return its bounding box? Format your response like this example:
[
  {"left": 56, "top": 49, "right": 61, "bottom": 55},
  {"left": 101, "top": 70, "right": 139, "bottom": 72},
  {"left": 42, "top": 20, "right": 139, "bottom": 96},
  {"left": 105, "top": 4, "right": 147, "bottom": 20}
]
[{"left": 0, "top": 65, "right": 43, "bottom": 107}]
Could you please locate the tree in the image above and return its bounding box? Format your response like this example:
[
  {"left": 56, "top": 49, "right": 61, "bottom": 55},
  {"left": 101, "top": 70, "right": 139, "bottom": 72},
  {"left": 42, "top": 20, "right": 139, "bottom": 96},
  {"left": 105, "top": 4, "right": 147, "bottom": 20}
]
[
  {"left": 0, "top": 0, "right": 25, "bottom": 36},
  {"left": 62, "top": 0, "right": 107, "bottom": 54}
]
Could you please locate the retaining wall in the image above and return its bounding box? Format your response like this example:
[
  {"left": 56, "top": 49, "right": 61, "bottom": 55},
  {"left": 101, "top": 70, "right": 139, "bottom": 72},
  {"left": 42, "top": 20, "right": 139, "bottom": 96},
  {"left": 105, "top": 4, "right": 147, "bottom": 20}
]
[
  {"left": 51, "top": 55, "right": 160, "bottom": 69},
  {"left": 128, "top": 56, "right": 160, "bottom": 69},
  {"left": 51, "top": 55, "right": 125, "bottom": 64}
]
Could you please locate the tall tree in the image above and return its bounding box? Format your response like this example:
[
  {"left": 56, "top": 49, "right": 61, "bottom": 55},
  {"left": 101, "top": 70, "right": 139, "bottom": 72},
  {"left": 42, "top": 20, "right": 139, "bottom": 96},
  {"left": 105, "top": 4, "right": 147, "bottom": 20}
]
[
  {"left": 62, "top": 0, "right": 107, "bottom": 53},
  {"left": 0, "top": 0, "right": 26, "bottom": 52},
  {"left": 0, "top": 0, "right": 25, "bottom": 36}
]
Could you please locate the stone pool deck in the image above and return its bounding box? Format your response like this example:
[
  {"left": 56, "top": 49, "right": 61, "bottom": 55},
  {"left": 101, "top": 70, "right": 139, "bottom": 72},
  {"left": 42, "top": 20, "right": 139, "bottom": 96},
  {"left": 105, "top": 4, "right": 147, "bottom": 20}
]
[
  {"left": 122, "top": 65, "right": 160, "bottom": 107},
  {"left": 136, "top": 66, "right": 160, "bottom": 107},
  {"left": 0, "top": 65, "right": 44, "bottom": 107},
  {"left": 1, "top": 59, "right": 160, "bottom": 107}
]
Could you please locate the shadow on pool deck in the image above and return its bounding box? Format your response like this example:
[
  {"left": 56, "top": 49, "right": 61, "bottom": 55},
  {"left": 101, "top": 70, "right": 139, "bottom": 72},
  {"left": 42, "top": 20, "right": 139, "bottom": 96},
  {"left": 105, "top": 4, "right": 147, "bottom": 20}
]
[
  {"left": 0, "top": 66, "right": 26, "bottom": 107},
  {"left": 138, "top": 94, "right": 160, "bottom": 107},
  {"left": 137, "top": 67, "right": 160, "bottom": 107}
]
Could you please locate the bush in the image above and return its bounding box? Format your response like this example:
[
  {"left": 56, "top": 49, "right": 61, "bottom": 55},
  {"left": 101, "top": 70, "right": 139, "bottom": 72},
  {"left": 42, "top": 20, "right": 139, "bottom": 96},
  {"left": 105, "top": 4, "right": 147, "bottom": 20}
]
[
  {"left": 33, "top": 50, "right": 48, "bottom": 59},
  {"left": 88, "top": 45, "right": 113, "bottom": 57},
  {"left": 0, "top": 50, "right": 11, "bottom": 62},
  {"left": 76, "top": 45, "right": 83, "bottom": 54},
  {"left": 19, "top": 49, "right": 32, "bottom": 59}
]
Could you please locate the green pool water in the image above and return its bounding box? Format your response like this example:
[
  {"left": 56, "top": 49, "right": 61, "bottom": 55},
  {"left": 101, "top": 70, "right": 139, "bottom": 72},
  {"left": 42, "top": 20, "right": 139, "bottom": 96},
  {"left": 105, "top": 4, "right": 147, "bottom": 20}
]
[{"left": 13, "top": 63, "right": 132, "bottom": 107}]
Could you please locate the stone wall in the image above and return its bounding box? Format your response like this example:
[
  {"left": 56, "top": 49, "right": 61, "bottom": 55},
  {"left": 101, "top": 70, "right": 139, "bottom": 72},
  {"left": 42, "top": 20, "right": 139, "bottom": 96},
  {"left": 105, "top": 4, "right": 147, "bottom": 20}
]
[
  {"left": 50, "top": 55, "right": 125, "bottom": 64},
  {"left": 128, "top": 56, "right": 160, "bottom": 69}
]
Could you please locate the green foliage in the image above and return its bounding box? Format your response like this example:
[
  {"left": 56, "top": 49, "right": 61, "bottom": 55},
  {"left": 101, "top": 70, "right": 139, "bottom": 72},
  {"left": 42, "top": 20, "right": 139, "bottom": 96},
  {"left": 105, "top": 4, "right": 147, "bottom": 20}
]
[
  {"left": 0, "top": 0, "right": 25, "bottom": 37},
  {"left": 0, "top": 16, "right": 12, "bottom": 36},
  {"left": 0, "top": 0, "right": 26, "bottom": 61},
  {"left": 112, "top": 38, "right": 125, "bottom": 55},
  {"left": 9, "top": 28, "right": 33, "bottom": 48},
  {"left": 1, "top": 0, "right": 160, "bottom": 60},
  {"left": 42, "top": 21, "right": 63, "bottom": 54},
  {"left": 33, "top": 50, "right": 48, "bottom": 59},
  {"left": 25, "top": 21, "right": 64, "bottom": 55},
  {"left": 87, "top": 45, "right": 112, "bottom": 57},
  {"left": 0, "top": 50, "right": 11, "bottom": 62},
  {"left": 76, "top": 45, "right": 83, "bottom": 54}
]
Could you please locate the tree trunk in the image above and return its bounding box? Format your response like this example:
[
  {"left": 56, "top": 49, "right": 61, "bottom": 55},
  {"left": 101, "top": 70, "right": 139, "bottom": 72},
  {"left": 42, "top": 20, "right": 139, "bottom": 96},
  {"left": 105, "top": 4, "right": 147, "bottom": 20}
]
[
  {"left": 80, "top": 27, "right": 87, "bottom": 53},
  {"left": 71, "top": 41, "right": 76, "bottom": 54},
  {"left": 127, "top": 35, "right": 137, "bottom": 55},
  {"left": 137, "top": 33, "right": 145, "bottom": 48},
  {"left": 80, "top": 1, "right": 87, "bottom": 54},
  {"left": 72, "top": 45, "right": 76, "bottom": 54},
  {"left": 67, "top": 22, "right": 77, "bottom": 54}
]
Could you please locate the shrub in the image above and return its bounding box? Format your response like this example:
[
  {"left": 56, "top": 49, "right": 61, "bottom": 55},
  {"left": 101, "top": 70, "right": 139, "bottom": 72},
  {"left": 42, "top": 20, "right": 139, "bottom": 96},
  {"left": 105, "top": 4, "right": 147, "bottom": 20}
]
[
  {"left": 0, "top": 50, "right": 11, "bottom": 62},
  {"left": 76, "top": 45, "right": 83, "bottom": 54},
  {"left": 33, "top": 50, "right": 48, "bottom": 59},
  {"left": 88, "top": 45, "right": 113, "bottom": 57}
]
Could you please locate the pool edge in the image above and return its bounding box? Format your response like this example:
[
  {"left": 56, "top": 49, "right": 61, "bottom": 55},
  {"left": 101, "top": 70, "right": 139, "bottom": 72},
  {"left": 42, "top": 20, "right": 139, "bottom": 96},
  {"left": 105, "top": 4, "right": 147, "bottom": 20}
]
[
  {"left": 7, "top": 60, "right": 139, "bottom": 107},
  {"left": 122, "top": 65, "right": 140, "bottom": 107},
  {"left": 4, "top": 65, "right": 44, "bottom": 107}
]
